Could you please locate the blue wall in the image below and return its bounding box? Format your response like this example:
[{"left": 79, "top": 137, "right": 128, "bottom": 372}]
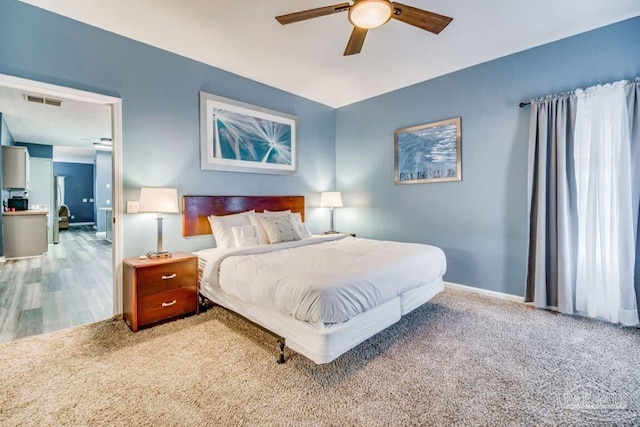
[
  {"left": 53, "top": 162, "right": 95, "bottom": 223},
  {"left": 0, "top": 0, "right": 336, "bottom": 257},
  {"left": 336, "top": 17, "right": 640, "bottom": 297},
  {"left": 94, "top": 150, "right": 112, "bottom": 232},
  {"left": 0, "top": 112, "right": 16, "bottom": 256},
  {"left": 2, "top": 0, "right": 637, "bottom": 295},
  {"left": 15, "top": 142, "right": 52, "bottom": 159}
]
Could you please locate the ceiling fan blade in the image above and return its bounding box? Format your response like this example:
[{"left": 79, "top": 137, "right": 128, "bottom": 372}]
[
  {"left": 391, "top": 2, "right": 453, "bottom": 34},
  {"left": 276, "top": 3, "right": 350, "bottom": 25},
  {"left": 344, "top": 27, "right": 368, "bottom": 56}
]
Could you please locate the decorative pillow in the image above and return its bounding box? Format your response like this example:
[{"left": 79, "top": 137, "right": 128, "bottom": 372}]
[
  {"left": 264, "top": 210, "right": 308, "bottom": 239},
  {"left": 265, "top": 209, "right": 303, "bottom": 223},
  {"left": 207, "top": 211, "right": 254, "bottom": 249},
  {"left": 258, "top": 214, "right": 301, "bottom": 244},
  {"left": 231, "top": 225, "right": 259, "bottom": 247},
  {"left": 250, "top": 210, "right": 293, "bottom": 245}
]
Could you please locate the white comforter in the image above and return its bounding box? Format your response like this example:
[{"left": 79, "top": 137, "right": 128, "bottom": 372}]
[{"left": 199, "top": 235, "right": 446, "bottom": 323}]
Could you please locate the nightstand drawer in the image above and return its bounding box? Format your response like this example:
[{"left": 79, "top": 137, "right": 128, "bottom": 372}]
[
  {"left": 137, "top": 287, "right": 197, "bottom": 326},
  {"left": 137, "top": 260, "right": 197, "bottom": 296}
]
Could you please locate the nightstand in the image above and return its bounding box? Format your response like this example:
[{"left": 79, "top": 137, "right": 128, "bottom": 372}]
[
  {"left": 123, "top": 252, "right": 198, "bottom": 332},
  {"left": 324, "top": 231, "right": 356, "bottom": 237}
]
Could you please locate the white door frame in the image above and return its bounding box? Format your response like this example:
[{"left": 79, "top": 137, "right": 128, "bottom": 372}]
[{"left": 0, "top": 73, "right": 124, "bottom": 315}]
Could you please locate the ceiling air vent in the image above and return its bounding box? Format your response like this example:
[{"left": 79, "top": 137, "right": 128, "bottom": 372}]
[
  {"left": 44, "top": 98, "right": 62, "bottom": 107},
  {"left": 24, "top": 94, "right": 62, "bottom": 107}
]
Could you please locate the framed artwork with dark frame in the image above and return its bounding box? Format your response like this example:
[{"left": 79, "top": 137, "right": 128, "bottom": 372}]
[
  {"left": 199, "top": 92, "right": 297, "bottom": 175},
  {"left": 394, "top": 117, "right": 461, "bottom": 184}
]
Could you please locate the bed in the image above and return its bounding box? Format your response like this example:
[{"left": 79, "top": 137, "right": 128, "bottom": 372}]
[{"left": 183, "top": 195, "right": 446, "bottom": 364}]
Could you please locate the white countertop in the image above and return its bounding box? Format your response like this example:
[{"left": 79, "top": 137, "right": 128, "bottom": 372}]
[{"left": 3, "top": 210, "right": 48, "bottom": 216}]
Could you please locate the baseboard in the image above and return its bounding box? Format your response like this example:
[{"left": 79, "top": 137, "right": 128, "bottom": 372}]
[
  {"left": 95, "top": 231, "right": 106, "bottom": 238},
  {"left": 444, "top": 281, "right": 525, "bottom": 303},
  {"left": 3, "top": 254, "right": 45, "bottom": 261},
  {"left": 69, "top": 222, "right": 95, "bottom": 226},
  {"left": 0, "top": 256, "right": 5, "bottom": 263}
]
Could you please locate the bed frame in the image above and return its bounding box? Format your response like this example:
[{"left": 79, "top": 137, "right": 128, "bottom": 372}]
[
  {"left": 184, "top": 195, "right": 444, "bottom": 365},
  {"left": 183, "top": 195, "right": 305, "bottom": 363}
]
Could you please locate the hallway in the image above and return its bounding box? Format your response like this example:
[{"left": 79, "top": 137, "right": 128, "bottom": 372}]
[{"left": 0, "top": 225, "right": 112, "bottom": 343}]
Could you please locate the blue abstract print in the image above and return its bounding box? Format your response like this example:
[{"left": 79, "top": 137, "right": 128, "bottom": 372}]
[
  {"left": 397, "top": 121, "right": 458, "bottom": 182},
  {"left": 213, "top": 109, "right": 292, "bottom": 165}
]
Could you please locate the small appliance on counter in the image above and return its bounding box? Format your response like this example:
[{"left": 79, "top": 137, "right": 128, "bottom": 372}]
[{"left": 8, "top": 197, "right": 29, "bottom": 211}]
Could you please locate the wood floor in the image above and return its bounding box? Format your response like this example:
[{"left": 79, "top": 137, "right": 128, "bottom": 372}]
[{"left": 0, "top": 225, "right": 113, "bottom": 343}]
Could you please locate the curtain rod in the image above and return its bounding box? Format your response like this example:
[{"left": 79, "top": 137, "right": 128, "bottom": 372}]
[{"left": 519, "top": 77, "right": 639, "bottom": 108}]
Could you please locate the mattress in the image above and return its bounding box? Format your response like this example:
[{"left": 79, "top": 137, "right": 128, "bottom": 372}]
[{"left": 198, "top": 235, "right": 446, "bottom": 323}]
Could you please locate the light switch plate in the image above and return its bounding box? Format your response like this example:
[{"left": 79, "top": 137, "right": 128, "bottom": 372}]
[
  {"left": 126, "top": 201, "right": 139, "bottom": 214},
  {"left": 89, "top": 198, "right": 94, "bottom": 202},
  {"left": 83, "top": 198, "right": 87, "bottom": 202}
]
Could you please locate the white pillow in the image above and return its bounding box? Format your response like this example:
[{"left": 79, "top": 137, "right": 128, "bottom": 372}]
[
  {"left": 258, "top": 214, "right": 301, "bottom": 244},
  {"left": 248, "top": 212, "right": 269, "bottom": 245},
  {"left": 207, "top": 211, "right": 254, "bottom": 249},
  {"left": 232, "top": 225, "right": 259, "bottom": 247},
  {"left": 250, "top": 210, "right": 292, "bottom": 245},
  {"left": 264, "top": 209, "right": 291, "bottom": 215},
  {"left": 290, "top": 211, "right": 303, "bottom": 224},
  {"left": 294, "top": 221, "right": 312, "bottom": 239}
]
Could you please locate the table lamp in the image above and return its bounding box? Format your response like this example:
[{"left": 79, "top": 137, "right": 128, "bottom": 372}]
[
  {"left": 320, "top": 191, "right": 342, "bottom": 233},
  {"left": 138, "top": 187, "right": 179, "bottom": 258}
]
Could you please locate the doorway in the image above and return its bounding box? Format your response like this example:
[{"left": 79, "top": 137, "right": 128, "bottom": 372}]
[{"left": 0, "top": 74, "right": 123, "bottom": 341}]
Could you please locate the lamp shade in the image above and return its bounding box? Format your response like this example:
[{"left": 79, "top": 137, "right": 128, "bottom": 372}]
[
  {"left": 348, "top": 0, "right": 393, "bottom": 29},
  {"left": 320, "top": 191, "right": 343, "bottom": 208},
  {"left": 138, "top": 187, "right": 179, "bottom": 214}
]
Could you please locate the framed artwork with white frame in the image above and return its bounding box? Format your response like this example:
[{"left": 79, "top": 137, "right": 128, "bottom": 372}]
[{"left": 199, "top": 92, "right": 297, "bottom": 175}]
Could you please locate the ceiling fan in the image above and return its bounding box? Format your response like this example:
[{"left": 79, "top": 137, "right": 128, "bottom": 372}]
[{"left": 275, "top": 0, "right": 453, "bottom": 56}]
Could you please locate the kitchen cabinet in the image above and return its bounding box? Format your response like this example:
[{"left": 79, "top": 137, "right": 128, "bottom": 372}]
[
  {"left": 2, "top": 146, "right": 30, "bottom": 190},
  {"left": 2, "top": 210, "right": 48, "bottom": 258}
]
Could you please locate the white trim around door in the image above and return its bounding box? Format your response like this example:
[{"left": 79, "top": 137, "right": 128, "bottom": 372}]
[{"left": 0, "top": 73, "right": 124, "bottom": 316}]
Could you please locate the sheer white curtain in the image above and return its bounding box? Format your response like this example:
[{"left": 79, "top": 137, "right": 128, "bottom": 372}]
[{"left": 573, "top": 82, "right": 639, "bottom": 326}]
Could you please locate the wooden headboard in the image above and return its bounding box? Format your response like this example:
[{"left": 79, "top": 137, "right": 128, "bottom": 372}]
[{"left": 182, "top": 195, "right": 305, "bottom": 237}]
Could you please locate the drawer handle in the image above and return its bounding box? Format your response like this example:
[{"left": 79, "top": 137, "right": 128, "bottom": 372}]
[
  {"left": 162, "top": 273, "right": 177, "bottom": 280},
  {"left": 162, "top": 300, "right": 177, "bottom": 307}
]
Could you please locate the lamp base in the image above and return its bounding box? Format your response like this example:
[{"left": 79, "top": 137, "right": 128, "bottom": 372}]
[{"left": 147, "top": 251, "right": 172, "bottom": 259}]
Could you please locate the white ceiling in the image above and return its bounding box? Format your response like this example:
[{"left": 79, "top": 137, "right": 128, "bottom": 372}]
[
  {"left": 18, "top": 0, "right": 640, "bottom": 107},
  {"left": 0, "top": 85, "right": 111, "bottom": 161}
]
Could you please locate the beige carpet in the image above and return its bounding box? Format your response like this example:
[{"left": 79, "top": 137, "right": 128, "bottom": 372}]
[{"left": 1, "top": 289, "right": 639, "bottom": 426}]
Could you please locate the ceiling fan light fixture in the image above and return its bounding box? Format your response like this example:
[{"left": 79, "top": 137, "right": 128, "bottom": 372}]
[{"left": 348, "top": 0, "right": 393, "bottom": 29}]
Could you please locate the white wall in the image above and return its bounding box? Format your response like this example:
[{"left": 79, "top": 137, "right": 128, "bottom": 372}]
[{"left": 29, "top": 157, "right": 53, "bottom": 243}]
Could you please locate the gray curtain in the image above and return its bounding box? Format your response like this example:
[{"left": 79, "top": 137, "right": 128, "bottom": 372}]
[
  {"left": 525, "top": 94, "right": 577, "bottom": 312},
  {"left": 526, "top": 77, "right": 640, "bottom": 320}
]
